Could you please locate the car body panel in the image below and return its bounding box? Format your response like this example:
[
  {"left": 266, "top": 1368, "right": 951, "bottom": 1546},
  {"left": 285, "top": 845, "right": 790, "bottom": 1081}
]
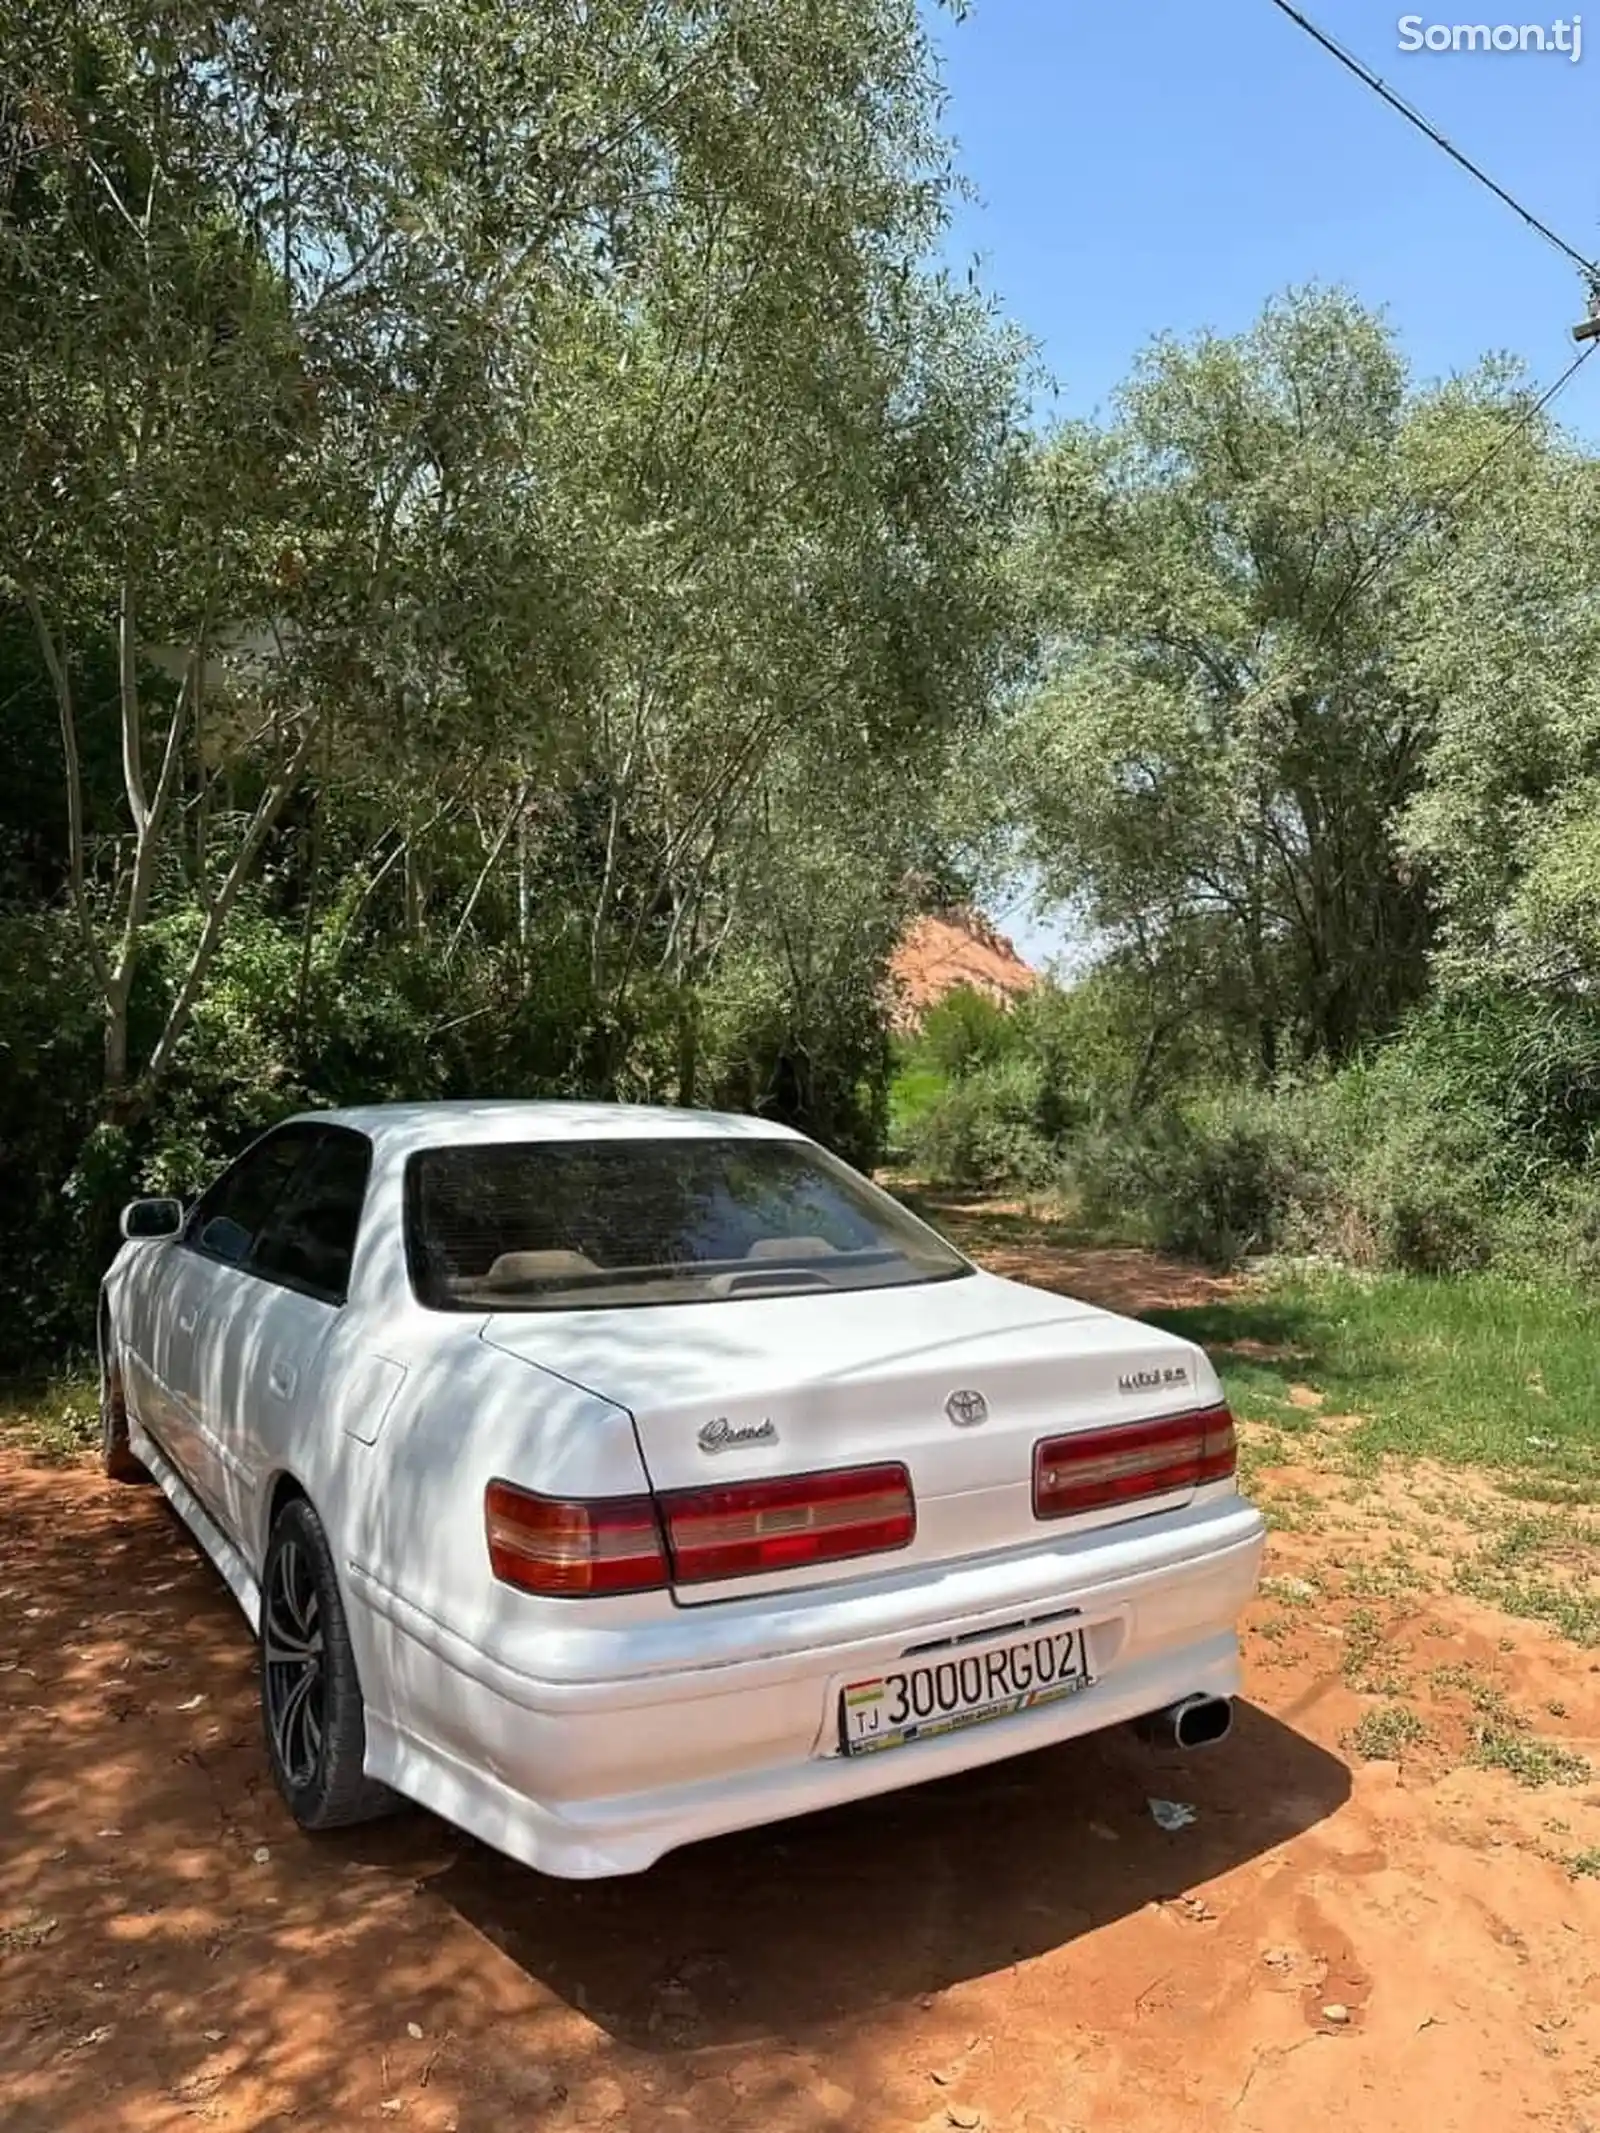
[
  {"left": 350, "top": 1499, "right": 1261, "bottom": 1876},
  {"left": 103, "top": 1098, "right": 1266, "bottom": 1879},
  {"left": 197, "top": 1263, "right": 343, "bottom": 1548},
  {"left": 113, "top": 1234, "right": 207, "bottom": 1489},
  {"left": 481, "top": 1271, "right": 1222, "bottom": 1602}
]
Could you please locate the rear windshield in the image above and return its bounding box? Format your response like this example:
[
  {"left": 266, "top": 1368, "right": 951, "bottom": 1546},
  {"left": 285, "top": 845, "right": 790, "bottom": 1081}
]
[{"left": 406, "top": 1136, "right": 972, "bottom": 1310}]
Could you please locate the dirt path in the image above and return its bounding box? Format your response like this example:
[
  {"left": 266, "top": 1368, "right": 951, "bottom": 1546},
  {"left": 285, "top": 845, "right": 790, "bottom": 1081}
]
[{"left": 3, "top": 1240, "right": 1599, "bottom": 2133}]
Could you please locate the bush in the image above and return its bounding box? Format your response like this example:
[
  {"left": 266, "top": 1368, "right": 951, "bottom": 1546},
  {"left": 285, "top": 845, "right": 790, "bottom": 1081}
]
[
  {"left": 916, "top": 986, "right": 1024, "bottom": 1081},
  {"left": 1348, "top": 1110, "right": 1497, "bottom": 1275},
  {"left": 1321, "top": 1022, "right": 1530, "bottom": 1274},
  {"left": 1064, "top": 1070, "right": 1515, "bottom": 1275},
  {"left": 900, "top": 1055, "right": 1057, "bottom": 1188},
  {"left": 0, "top": 912, "right": 106, "bottom": 1366},
  {"left": 1519, "top": 1171, "right": 1600, "bottom": 1286},
  {"left": 1060, "top": 991, "right": 1595, "bottom": 1278},
  {"left": 891, "top": 974, "right": 1600, "bottom": 1284},
  {"left": 1067, "top": 1091, "right": 1311, "bottom": 1267}
]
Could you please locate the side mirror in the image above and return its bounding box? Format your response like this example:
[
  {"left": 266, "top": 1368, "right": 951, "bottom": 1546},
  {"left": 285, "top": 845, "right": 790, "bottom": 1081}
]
[{"left": 120, "top": 1197, "right": 184, "bottom": 1241}]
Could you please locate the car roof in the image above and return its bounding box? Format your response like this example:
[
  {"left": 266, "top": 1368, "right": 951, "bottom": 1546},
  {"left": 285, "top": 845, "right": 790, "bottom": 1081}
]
[{"left": 290, "top": 1099, "right": 806, "bottom": 1152}]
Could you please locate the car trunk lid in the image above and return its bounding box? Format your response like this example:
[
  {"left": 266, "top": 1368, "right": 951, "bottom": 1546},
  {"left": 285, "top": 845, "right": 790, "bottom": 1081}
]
[{"left": 481, "top": 1271, "right": 1219, "bottom": 1603}]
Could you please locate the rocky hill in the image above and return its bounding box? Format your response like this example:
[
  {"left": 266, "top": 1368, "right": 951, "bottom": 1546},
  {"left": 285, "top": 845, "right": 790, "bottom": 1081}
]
[{"left": 888, "top": 907, "right": 1038, "bottom": 1032}]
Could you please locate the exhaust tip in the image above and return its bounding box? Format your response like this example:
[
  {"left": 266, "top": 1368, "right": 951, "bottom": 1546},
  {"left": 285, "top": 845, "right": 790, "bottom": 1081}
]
[
  {"left": 1173, "top": 1694, "right": 1232, "bottom": 1748},
  {"left": 1136, "top": 1694, "right": 1234, "bottom": 1750}
]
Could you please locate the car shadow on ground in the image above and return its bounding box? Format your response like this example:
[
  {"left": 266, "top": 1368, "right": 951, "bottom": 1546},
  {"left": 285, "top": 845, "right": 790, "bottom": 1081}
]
[
  {"left": 2, "top": 1458, "right": 1349, "bottom": 2132},
  {"left": 421, "top": 1698, "right": 1349, "bottom": 2050}
]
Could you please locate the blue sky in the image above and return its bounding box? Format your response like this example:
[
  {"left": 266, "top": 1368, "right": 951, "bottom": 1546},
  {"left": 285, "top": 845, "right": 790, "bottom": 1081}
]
[{"left": 925, "top": 0, "right": 1600, "bottom": 964}]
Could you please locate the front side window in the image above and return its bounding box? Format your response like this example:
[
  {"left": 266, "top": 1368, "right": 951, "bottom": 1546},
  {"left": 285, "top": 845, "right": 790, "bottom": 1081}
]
[
  {"left": 185, "top": 1131, "right": 318, "bottom": 1268},
  {"left": 406, "top": 1137, "right": 972, "bottom": 1311}
]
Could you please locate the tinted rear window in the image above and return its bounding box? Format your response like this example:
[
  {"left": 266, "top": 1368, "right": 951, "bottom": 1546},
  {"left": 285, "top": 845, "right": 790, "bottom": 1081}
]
[{"left": 406, "top": 1137, "right": 971, "bottom": 1310}]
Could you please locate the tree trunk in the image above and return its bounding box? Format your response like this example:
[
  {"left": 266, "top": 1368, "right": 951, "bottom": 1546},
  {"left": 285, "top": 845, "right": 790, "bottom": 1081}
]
[
  {"left": 1257, "top": 1015, "right": 1278, "bottom": 1082},
  {"left": 404, "top": 837, "right": 422, "bottom": 939},
  {"left": 676, "top": 990, "right": 699, "bottom": 1110},
  {"left": 104, "top": 989, "right": 131, "bottom": 1105}
]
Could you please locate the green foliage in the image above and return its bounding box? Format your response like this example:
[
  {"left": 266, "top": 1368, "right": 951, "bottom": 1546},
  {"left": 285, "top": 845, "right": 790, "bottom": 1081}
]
[
  {"left": 891, "top": 981, "right": 1079, "bottom": 1186},
  {"left": 1004, "top": 289, "right": 1496, "bottom": 1071},
  {"left": 0, "top": 1369, "right": 101, "bottom": 1464},
  {"left": 892, "top": 951, "right": 1283, "bottom": 1198},
  {"left": 1347, "top": 1705, "right": 1429, "bottom": 1762},
  {"left": 918, "top": 986, "right": 1022, "bottom": 1080},
  {"left": 901, "top": 1054, "right": 1056, "bottom": 1188},
  {"left": 1067, "top": 1093, "right": 1299, "bottom": 1268},
  {"left": 1468, "top": 1728, "right": 1590, "bottom": 1788},
  {"left": 887, "top": 1047, "right": 947, "bottom": 1151},
  {"left": 0, "top": 912, "right": 107, "bottom": 1356},
  {"left": 1053, "top": 982, "right": 1600, "bottom": 1279},
  {"left": 1401, "top": 444, "right": 1600, "bottom": 991},
  {"left": 0, "top": 0, "right": 1029, "bottom": 1363},
  {"left": 996, "top": 289, "right": 1600, "bottom": 1259}
]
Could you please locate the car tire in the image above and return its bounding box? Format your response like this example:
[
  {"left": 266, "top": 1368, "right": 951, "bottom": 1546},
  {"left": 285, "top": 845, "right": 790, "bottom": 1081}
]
[
  {"left": 100, "top": 1344, "right": 151, "bottom": 1485},
  {"left": 260, "top": 1495, "right": 400, "bottom": 1831}
]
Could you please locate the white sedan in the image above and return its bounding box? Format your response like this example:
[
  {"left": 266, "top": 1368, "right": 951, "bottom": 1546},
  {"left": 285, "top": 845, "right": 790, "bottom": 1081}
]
[{"left": 100, "top": 1101, "right": 1265, "bottom": 1878}]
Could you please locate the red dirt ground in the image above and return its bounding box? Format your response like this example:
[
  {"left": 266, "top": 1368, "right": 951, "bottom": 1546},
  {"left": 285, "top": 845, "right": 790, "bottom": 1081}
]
[{"left": 3, "top": 1238, "right": 1599, "bottom": 2132}]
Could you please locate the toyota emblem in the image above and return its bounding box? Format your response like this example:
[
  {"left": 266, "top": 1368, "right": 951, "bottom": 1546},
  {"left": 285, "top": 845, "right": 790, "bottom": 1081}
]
[{"left": 945, "top": 1388, "right": 988, "bottom": 1428}]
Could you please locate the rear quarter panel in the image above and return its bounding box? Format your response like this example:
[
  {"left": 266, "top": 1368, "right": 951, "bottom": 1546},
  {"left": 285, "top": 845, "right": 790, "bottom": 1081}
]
[{"left": 329, "top": 1332, "right": 664, "bottom": 1751}]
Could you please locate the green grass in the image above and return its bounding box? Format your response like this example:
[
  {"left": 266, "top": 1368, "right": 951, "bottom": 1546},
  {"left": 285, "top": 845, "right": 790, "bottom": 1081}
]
[
  {"left": 1341, "top": 1605, "right": 1410, "bottom": 1694},
  {"left": 1570, "top": 1848, "right": 1600, "bottom": 1879},
  {"left": 1453, "top": 1563, "right": 1600, "bottom": 1648},
  {"left": 1343, "top": 1552, "right": 1427, "bottom": 1600},
  {"left": 1148, "top": 1269, "right": 1600, "bottom": 1483},
  {"left": 1145, "top": 1264, "right": 1600, "bottom": 1652},
  {"left": 1469, "top": 1728, "right": 1590, "bottom": 1788},
  {"left": 0, "top": 1369, "right": 99, "bottom": 1462},
  {"left": 1427, "top": 1664, "right": 1529, "bottom": 1735},
  {"left": 1259, "top": 1572, "right": 1321, "bottom": 1605},
  {"left": 1347, "top": 1704, "right": 1429, "bottom": 1761},
  {"left": 886, "top": 1054, "right": 950, "bottom": 1159}
]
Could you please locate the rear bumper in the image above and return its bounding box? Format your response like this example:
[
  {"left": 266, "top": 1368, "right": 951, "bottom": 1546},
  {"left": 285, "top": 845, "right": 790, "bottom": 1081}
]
[{"left": 352, "top": 1494, "right": 1266, "bottom": 1877}]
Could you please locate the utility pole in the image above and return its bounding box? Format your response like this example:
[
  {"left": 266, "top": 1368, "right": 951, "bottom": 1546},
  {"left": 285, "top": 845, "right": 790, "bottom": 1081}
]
[{"left": 1571, "top": 282, "right": 1600, "bottom": 343}]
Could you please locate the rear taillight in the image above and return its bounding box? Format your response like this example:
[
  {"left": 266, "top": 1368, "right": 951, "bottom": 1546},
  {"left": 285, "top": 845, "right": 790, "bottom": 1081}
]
[
  {"left": 659, "top": 1463, "right": 915, "bottom": 1586},
  {"left": 485, "top": 1481, "right": 668, "bottom": 1595},
  {"left": 1033, "top": 1404, "right": 1236, "bottom": 1520},
  {"left": 485, "top": 1462, "right": 916, "bottom": 1597}
]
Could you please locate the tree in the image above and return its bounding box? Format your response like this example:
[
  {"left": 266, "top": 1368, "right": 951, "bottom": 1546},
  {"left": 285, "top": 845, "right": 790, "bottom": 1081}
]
[
  {"left": 1401, "top": 441, "right": 1600, "bottom": 992},
  {"left": 1, "top": 0, "right": 1024, "bottom": 1133},
  {"left": 0, "top": 0, "right": 1029, "bottom": 1354},
  {"left": 1004, "top": 288, "right": 1544, "bottom": 1075}
]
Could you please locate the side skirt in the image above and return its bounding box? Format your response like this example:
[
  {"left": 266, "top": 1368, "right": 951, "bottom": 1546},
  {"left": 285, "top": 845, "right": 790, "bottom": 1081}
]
[{"left": 130, "top": 1418, "right": 263, "bottom": 1633}]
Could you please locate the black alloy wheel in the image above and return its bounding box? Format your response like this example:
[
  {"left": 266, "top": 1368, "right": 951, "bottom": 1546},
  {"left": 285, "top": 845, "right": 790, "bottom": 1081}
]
[{"left": 259, "top": 1495, "right": 398, "bottom": 1831}]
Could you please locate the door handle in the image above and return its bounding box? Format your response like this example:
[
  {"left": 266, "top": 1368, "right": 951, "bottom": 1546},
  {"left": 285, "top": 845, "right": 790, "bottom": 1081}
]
[
  {"left": 268, "top": 1362, "right": 297, "bottom": 1400},
  {"left": 177, "top": 1308, "right": 198, "bottom": 1334}
]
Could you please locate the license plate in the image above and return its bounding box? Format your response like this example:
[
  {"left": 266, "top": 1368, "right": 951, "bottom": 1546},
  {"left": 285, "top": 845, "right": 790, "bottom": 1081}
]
[{"left": 839, "top": 1626, "right": 1092, "bottom": 1756}]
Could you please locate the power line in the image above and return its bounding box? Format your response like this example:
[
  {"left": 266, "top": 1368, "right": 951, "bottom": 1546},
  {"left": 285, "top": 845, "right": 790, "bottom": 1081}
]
[
  {"left": 1265, "top": 0, "right": 1600, "bottom": 284},
  {"left": 1315, "top": 340, "right": 1598, "bottom": 646}
]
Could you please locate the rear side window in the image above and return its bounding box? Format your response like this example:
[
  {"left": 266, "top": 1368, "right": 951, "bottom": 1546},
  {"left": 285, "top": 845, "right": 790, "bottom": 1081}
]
[
  {"left": 406, "top": 1136, "right": 971, "bottom": 1311},
  {"left": 251, "top": 1131, "right": 372, "bottom": 1304}
]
